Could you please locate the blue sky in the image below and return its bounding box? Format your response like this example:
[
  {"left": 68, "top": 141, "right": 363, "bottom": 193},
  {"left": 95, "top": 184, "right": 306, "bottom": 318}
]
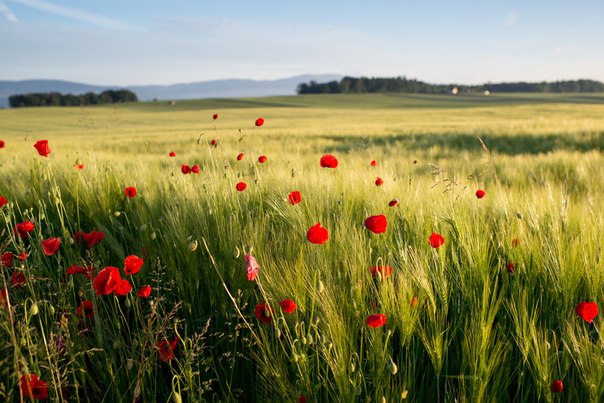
[{"left": 1, "top": 0, "right": 603, "bottom": 85}]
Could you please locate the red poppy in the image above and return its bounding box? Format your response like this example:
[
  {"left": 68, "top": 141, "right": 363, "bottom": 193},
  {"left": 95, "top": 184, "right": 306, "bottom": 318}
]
[
  {"left": 258, "top": 155, "right": 267, "bottom": 163},
  {"left": 191, "top": 164, "right": 200, "bottom": 174},
  {"left": 169, "top": 151, "right": 176, "bottom": 157},
  {"left": 307, "top": 222, "right": 329, "bottom": 244},
  {"left": 157, "top": 337, "right": 179, "bottom": 362},
  {"left": 476, "top": 189, "right": 486, "bottom": 199},
  {"left": 366, "top": 314, "right": 387, "bottom": 328},
  {"left": 298, "top": 394, "right": 307, "bottom": 403},
  {"left": 0, "top": 288, "right": 7, "bottom": 307},
  {"left": 411, "top": 296, "right": 419, "bottom": 307},
  {"left": 213, "top": 113, "right": 218, "bottom": 120},
  {"left": 1, "top": 252, "right": 13, "bottom": 267},
  {"left": 0, "top": 196, "right": 6, "bottom": 208},
  {"left": 375, "top": 177, "right": 384, "bottom": 186},
  {"left": 320, "top": 154, "right": 338, "bottom": 168},
  {"left": 17, "top": 252, "right": 27, "bottom": 262},
  {"left": 288, "top": 191, "right": 302, "bottom": 205},
  {"left": 429, "top": 232, "right": 445, "bottom": 248},
  {"left": 236, "top": 182, "right": 247, "bottom": 192},
  {"left": 245, "top": 254, "right": 260, "bottom": 281},
  {"left": 66, "top": 265, "right": 95, "bottom": 280},
  {"left": 138, "top": 285, "right": 152, "bottom": 298},
  {"left": 77, "top": 300, "right": 94, "bottom": 318},
  {"left": 124, "top": 255, "right": 144, "bottom": 275},
  {"left": 34, "top": 140, "right": 51, "bottom": 157},
  {"left": 551, "top": 380, "right": 563, "bottom": 393},
  {"left": 506, "top": 262, "right": 516, "bottom": 273},
  {"left": 181, "top": 164, "right": 191, "bottom": 174},
  {"left": 237, "top": 153, "right": 244, "bottom": 161},
  {"left": 10, "top": 271, "right": 25, "bottom": 287},
  {"left": 512, "top": 238, "right": 520, "bottom": 247},
  {"left": 255, "top": 117, "right": 264, "bottom": 127},
  {"left": 370, "top": 266, "right": 393, "bottom": 278},
  {"left": 125, "top": 187, "right": 137, "bottom": 198},
  {"left": 370, "top": 160, "right": 377, "bottom": 166},
  {"left": 575, "top": 302, "right": 598, "bottom": 323},
  {"left": 0, "top": 140, "right": 4, "bottom": 148},
  {"left": 41, "top": 237, "right": 61, "bottom": 256},
  {"left": 279, "top": 299, "right": 297, "bottom": 313},
  {"left": 364, "top": 215, "right": 388, "bottom": 234},
  {"left": 15, "top": 221, "right": 35, "bottom": 238},
  {"left": 114, "top": 279, "right": 132, "bottom": 296},
  {"left": 74, "top": 163, "right": 84, "bottom": 170},
  {"left": 20, "top": 374, "right": 48, "bottom": 400},
  {"left": 254, "top": 302, "right": 273, "bottom": 324},
  {"left": 388, "top": 198, "right": 399, "bottom": 207},
  {"left": 211, "top": 139, "right": 217, "bottom": 146},
  {"left": 74, "top": 230, "right": 105, "bottom": 249},
  {"left": 93, "top": 266, "right": 121, "bottom": 295}
]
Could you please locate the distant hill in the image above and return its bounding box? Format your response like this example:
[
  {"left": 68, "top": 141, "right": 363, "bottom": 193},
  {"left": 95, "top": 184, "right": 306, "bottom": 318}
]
[{"left": 0, "top": 74, "right": 342, "bottom": 108}]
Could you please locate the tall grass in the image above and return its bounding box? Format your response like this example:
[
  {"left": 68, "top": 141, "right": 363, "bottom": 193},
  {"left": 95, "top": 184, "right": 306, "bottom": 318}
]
[{"left": 0, "top": 95, "right": 603, "bottom": 401}]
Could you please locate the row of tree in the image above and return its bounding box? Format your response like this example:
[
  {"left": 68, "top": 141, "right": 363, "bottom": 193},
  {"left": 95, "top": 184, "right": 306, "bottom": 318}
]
[
  {"left": 297, "top": 76, "right": 604, "bottom": 94},
  {"left": 9, "top": 90, "right": 138, "bottom": 108}
]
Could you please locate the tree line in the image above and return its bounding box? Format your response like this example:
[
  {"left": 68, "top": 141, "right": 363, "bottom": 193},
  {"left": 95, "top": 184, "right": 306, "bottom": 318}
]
[
  {"left": 297, "top": 76, "right": 604, "bottom": 94},
  {"left": 9, "top": 89, "right": 138, "bottom": 108}
]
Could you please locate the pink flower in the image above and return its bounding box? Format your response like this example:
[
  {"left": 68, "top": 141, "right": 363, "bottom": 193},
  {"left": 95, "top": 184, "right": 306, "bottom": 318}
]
[{"left": 245, "top": 254, "right": 260, "bottom": 281}]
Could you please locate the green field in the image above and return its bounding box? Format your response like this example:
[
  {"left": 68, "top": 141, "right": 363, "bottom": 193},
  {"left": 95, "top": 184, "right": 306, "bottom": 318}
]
[{"left": 1, "top": 93, "right": 604, "bottom": 402}]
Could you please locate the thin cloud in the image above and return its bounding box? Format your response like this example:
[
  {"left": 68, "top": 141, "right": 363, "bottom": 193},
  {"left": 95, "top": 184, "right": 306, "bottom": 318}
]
[
  {"left": 0, "top": 0, "right": 18, "bottom": 22},
  {"left": 7, "top": 0, "right": 137, "bottom": 30},
  {"left": 503, "top": 11, "right": 519, "bottom": 27}
]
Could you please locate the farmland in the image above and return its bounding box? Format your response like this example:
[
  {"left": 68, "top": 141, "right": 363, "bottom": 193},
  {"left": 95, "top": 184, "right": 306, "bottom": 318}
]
[{"left": 1, "top": 93, "right": 604, "bottom": 402}]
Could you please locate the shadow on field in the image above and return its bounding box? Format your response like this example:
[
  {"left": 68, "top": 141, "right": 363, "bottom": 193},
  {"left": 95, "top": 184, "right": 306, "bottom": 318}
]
[{"left": 323, "top": 131, "right": 604, "bottom": 155}]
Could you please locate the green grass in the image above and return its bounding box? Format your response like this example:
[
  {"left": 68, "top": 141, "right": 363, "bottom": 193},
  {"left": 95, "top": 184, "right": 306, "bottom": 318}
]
[{"left": 0, "top": 93, "right": 603, "bottom": 402}]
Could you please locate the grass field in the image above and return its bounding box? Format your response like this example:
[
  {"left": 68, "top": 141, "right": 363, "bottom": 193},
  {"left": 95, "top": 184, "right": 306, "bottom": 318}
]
[{"left": 1, "top": 93, "right": 604, "bottom": 402}]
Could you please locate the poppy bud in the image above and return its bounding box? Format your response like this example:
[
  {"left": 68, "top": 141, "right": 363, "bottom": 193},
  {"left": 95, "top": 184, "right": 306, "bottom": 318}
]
[{"left": 29, "top": 303, "right": 39, "bottom": 316}]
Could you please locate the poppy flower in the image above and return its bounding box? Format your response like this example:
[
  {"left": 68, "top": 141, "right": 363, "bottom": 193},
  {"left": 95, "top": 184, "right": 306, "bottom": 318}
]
[
  {"left": 476, "top": 189, "right": 486, "bottom": 199},
  {"left": 93, "top": 266, "right": 121, "bottom": 295},
  {"left": 114, "top": 279, "right": 132, "bottom": 296},
  {"left": 288, "top": 191, "right": 302, "bottom": 205},
  {"left": 66, "top": 265, "right": 95, "bottom": 280},
  {"left": 364, "top": 215, "right": 388, "bottom": 234},
  {"left": 255, "top": 117, "right": 264, "bottom": 127},
  {"left": 429, "top": 232, "right": 445, "bottom": 248},
  {"left": 138, "top": 285, "right": 152, "bottom": 298},
  {"left": 411, "top": 296, "right": 419, "bottom": 307},
  {"left": 236, "top": 153, "right": 244, "bottom": 161},
  {"left": 575, "top": 302, "right": 598, "bottom": 323},
  {"left": 74, "top": 230, "right": 105, "bottom": 249},
  {"left": 77, "top": 300, "right": 94, "bottom": 318},
  {"left": 34, "top": 140, "right": 51, "bottom": 157},
  {"left": 298, "top": 395, "right": 307, "bottom": 403},
  {"left": 0, "top": 196, "right": 6, "bottom": 208},
  {"left": 125, "top": 187, "right": 137, "bottom": 198},
  {"left": 157, "top": 337, "right": 179, "bottom": 362},
  {"left": 512, "top": 238, "right": 520, "bottom": 247},
  {"left": 370, "top": 160, "right": 377, "bottom": 166},
  {"left": 279, "top": 299, "right": 297, "bottom": 313},
  {"left": 41, "top": 237, "right": 61, "bottom": 256},
  {"left": 388, "top": 198, "right": 399, "bottom": 207},
  {"left": 17, "top": 252, "right": 27, "bottom": 262},
  {"left": 258, "top": 155, "right": 267, "bottom": 163},
  {"left": 375, "top": 177, "right": 384, "bottom": 186},
  {"left": 236, "top": 182, "right": 247, "bottom": 192},
  {"left": 366, "top": 314, "right": 387, "bottom": 328},
  {"left": 213, "top": 113, "right": 218, "bottom": 120},
  {"left": 169, "top": 151, "right": 176, "bottom": 157},
  {"left": 254, "top": 302, "right": 273, "bottom": 324},
  {"left": 211, "top": 139, "right": 217, "bottom": 146},
  {"left": 10, "top": 271, "right": 25, "bottom": 287},
  {"left": 506, "top": 262, "right": 516, "bottom": 273},
  {"left": 370, "top": 266, "right": 393, "bottom": 279},
  {"left": 15, "top": 221, "right": 35, "bottom": 238},
  {"left": 551, "top": 380, "right": 563, "bottom": 393},
  {"left": 0, "top": 140, "right": 4, "bottom": 148},
  {"left": 20, "top": 374, "right": 48, "bottom": 400},
  {"left": 245, "top": 254, "right": 260, "bottom": 281},
  {"left": 191, "top": 164, "right": 200, "bottom": 174},
  {"left": 320, "top": 154, "right": 338, "bottom": 168},
  {"left": 0, "top": 288, "right": 7, "bottom": 307},
  {"left": 1, "top": 252, "right": 13, "bottom": 267},
  {"left": 124, "top": 255, "right": 144, "bottom": 275},
  {"left": 307, "top": 222, "right": 328, "bottom": 244},
  {"left": 181, "top": 164, "right": 191, "bottom": 174},
  {"left": 74, "top": 162, "right": 84, "bottom": 170}
]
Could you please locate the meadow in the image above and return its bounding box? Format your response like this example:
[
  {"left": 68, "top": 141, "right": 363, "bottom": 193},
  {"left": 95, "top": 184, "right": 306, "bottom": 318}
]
[{"left": 1, "top": 93, "right": 604, "bottom": 402}]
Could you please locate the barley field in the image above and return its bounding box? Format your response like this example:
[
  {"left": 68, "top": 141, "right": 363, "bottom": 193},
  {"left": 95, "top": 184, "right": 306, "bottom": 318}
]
[{"left": 1, "top": 93, "right": 604, "bottom": 402}]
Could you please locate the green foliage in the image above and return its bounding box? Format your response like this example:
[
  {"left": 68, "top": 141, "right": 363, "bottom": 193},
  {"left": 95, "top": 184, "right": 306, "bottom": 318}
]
[{"left": 8, "top": 90, "right": 138, "bottom": 108}]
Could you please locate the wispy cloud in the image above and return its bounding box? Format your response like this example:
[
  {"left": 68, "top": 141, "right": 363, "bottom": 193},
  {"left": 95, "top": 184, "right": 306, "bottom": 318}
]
[
  {"left": 503, "top": 11, "right": 519, "bottom": 27},
  {"left": 554, "top": 46, "right": 578, "bottom": 55},
  {"left": 7, "top": 0, "right": 137, "bottom": 30},
  {"left": 0, "top": 0, "right": 18, "bottom": 22}
]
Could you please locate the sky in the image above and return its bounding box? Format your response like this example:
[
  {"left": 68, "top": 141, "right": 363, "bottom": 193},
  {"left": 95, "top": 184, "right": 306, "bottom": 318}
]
[{"left": 0, "top": 0, "right": 603, "bottom": 86}]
